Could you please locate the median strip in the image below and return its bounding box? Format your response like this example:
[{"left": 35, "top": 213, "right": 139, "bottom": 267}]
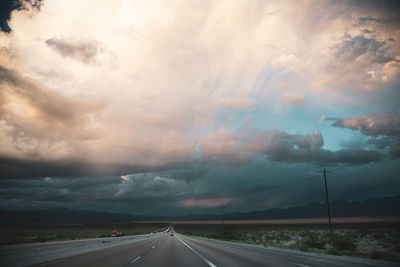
[{"left": 176, "top": 235, "right": 217, "bottom": 267}]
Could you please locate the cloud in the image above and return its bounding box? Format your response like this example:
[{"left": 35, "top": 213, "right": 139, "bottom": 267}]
[
  {"left": 316, "top": 34, "right": 400, "bottom": 91},
  {"left": 326, "top": 111, "right": 400, "bottom": 136},
  {"left": 0, "top": 155, "right": 150, "bottom": 179},
  {"left": 281, "top": 94, "right": 305, "bottom": 105},
  {"left": 46, "top": 37, "right": 100, "bottom": 63},
  {"left": 334, "top": 36, "right": 395, "bottom": 65},
  {"left": 358, "top": 16, "right": 400, "bottom": 26},
  {"left": 2, "top": 158, "right": 400, "bottom": 215},
  {"left": 326, "top": 111, "right": 400, "bottom": 159},
  {"left": 0, "top": 0, "right": 399, "bottom": 180},
  {"left": 0, "top": 65, "right": 105, "bottom": 163},
  {"left": 214, "top": 97, "right": 255, "bottom": 109},
  {"left": 0, "top": 65, "right": 100, "bottom": 125},
  {"left": 179, "top": 197, "right": 234, "bottom": 208},
  {"left": 318, "top": 115, "right": 326, "bottom": 124},
  {"left": 200, "top": 126, "right": 382, "bottom": 165}
]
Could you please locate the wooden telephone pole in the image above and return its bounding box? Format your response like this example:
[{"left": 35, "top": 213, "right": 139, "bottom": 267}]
[{"left": 321, "top": 168, "right": 333, "bottom": 236}]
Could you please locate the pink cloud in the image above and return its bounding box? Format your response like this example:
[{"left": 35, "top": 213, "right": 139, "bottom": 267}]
[
  {"left": 180, "top": 197, "right": 234, "bottom": 207},
  {"left": 281, "top": 94, "right": 305, "bottom": 105},
  {"left": 327, "top": 111, "right": 400, "bottom": 136},
  {"left": 200, "top": 127, "right": 323, "bottom": 164}
]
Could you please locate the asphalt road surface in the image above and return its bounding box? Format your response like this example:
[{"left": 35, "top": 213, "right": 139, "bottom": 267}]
[{"left": 1, "top": 231, "right": 398, "bottom": 267}]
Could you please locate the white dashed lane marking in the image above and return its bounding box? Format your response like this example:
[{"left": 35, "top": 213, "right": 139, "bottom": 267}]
[{"left": 131, "top": 256, "right": 141, "bottom": 263}]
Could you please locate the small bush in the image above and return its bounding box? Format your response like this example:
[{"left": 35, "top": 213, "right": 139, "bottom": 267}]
[
  {"left": 370, "top": 250, "right": 386, "bottom": 260},
  {"left": 34, "top": 236, "right": 47, "bottom": 242},
  {"left": 331, "top": 235, "right": 356, "bottom": 251},
  {"left": 220, "top": 231, "right": 238, "bottom": 240},
  {"left": 302, "top": 235, "right": 325, "bottom": 249},
  {"left": 327, "top": 248, "right": 343, "bottom": 255}
]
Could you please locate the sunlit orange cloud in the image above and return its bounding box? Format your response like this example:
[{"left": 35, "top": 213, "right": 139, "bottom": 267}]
[{"left": 180, "top": 197, "right": 234, "bottom": 207}]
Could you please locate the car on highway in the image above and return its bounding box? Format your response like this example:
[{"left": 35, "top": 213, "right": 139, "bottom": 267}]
[
  {"left": 111, "top": 230, "right": 122, "bottom": 237},
  {"left": 170, "top": 233, "right": 174, "bottom": 236}
]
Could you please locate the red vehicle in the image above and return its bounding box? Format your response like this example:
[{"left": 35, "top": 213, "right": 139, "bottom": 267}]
[{"left": 111, "top": 230, "right": 122, "bottom": 237}]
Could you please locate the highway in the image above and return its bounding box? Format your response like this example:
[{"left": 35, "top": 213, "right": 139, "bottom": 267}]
[{"left": 0, "top": 229, "right": 397, "bottom": 267}]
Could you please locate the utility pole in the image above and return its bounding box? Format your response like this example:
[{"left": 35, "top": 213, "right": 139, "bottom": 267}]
[{"left": 320, "top": 168, "right": 333, "bottom": 236}]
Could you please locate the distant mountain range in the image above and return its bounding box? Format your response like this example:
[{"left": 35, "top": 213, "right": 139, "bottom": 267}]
[{"left": 1, "top": 196, "right": 399, "bottom": 224}]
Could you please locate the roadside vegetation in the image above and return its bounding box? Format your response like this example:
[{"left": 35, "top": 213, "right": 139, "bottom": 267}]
[
  {"left": 174, "top": 222, "right": 400, "bottom": 262},
  {"left": 0, "top": 223, "right": 168, "bottom": 245}
]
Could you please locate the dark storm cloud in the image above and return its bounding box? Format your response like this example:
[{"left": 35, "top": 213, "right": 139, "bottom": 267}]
[
  {"left": 349, "top": 0, "right": 400, "bottom": 15},
  {"left": 367, "top": 136, "right": 400, "bottom": 158},
  {"left": 358, "top": 15, "right": 400, "bottom": 26},
  {"left": 2, "top": 159, "right": 400, "bottom": 216},
  {"left": 268, "top": 147, "right": 383, "bottom": 165},
  {"left": 200, "top": 127, "right": 384, "bottom": 165},
  {"left": 0, "top": 155, "right": 169, "bottom": 179},
  {"left": 0, "top": 0, "right": 42, "bottom": 32},
  {"left": 0, "top": 0, "right": 17, "bottom": 32},
  {"left": 362, "top": 29, "right": 375, "bottom": 34},
  {"left": 0, "top": 170, "right": 197, "bottom": 213},
  {"left": 334, "top": 35, "right": 397, "bottom": 64},
  {"left": 0, "top": 176, "right": 122, "bottom": 208},
  {"left": 46, "top": 37, "right": 100, "bottom": 63}
]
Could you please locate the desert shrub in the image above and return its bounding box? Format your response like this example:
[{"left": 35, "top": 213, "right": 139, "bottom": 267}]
[
  {"left": 369, "top": 250, "right": 386, "bottom": 260},
  {"left": 56, "top": 234, "right": 64, "bottom": 239},
  {"left": 302, "top": 234, "right": 325, "bottom": 249},
  {"left": 220, "top": 231, "right": 238, "bottom": 240},
  {"left": 327, "top": 248, "right": 343, "bottom": 255},
  {"left": 372, "top": 232, "right": 385, "bottom": 239},
  {"left": 34, "top": 236, "right": 47, "bottom": 242},
  {"left": 331, "top": 234, "right": 356, "bottom": 251}
]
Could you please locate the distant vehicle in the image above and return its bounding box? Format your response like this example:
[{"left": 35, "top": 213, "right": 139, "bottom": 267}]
[
  {"left": 170, "top": 233, "right": 174, "bottom": 236},
  {"left": 111, "top": 230, "right": 122, "bottom": 237}
]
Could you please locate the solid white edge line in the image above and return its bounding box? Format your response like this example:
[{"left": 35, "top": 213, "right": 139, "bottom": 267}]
[
  {"left": 131, "top": 256, "right": 141, "bottom": 263},
  {"left": 176, "top": 235, "right": 217, "bottom": 267}
]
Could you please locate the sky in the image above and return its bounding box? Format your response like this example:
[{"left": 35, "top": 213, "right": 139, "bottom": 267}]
[{"left": 0, "top": 0, "right": 399, "bottom": 216}]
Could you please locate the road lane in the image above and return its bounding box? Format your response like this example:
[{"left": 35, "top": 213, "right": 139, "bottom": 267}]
[{"left": 130, "top": 234, "right": 207, "bottom": 267}]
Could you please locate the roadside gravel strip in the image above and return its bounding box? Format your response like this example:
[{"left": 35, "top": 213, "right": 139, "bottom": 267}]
[{"left": 0, "top": 233, "right": 162, "bottom": 267}]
